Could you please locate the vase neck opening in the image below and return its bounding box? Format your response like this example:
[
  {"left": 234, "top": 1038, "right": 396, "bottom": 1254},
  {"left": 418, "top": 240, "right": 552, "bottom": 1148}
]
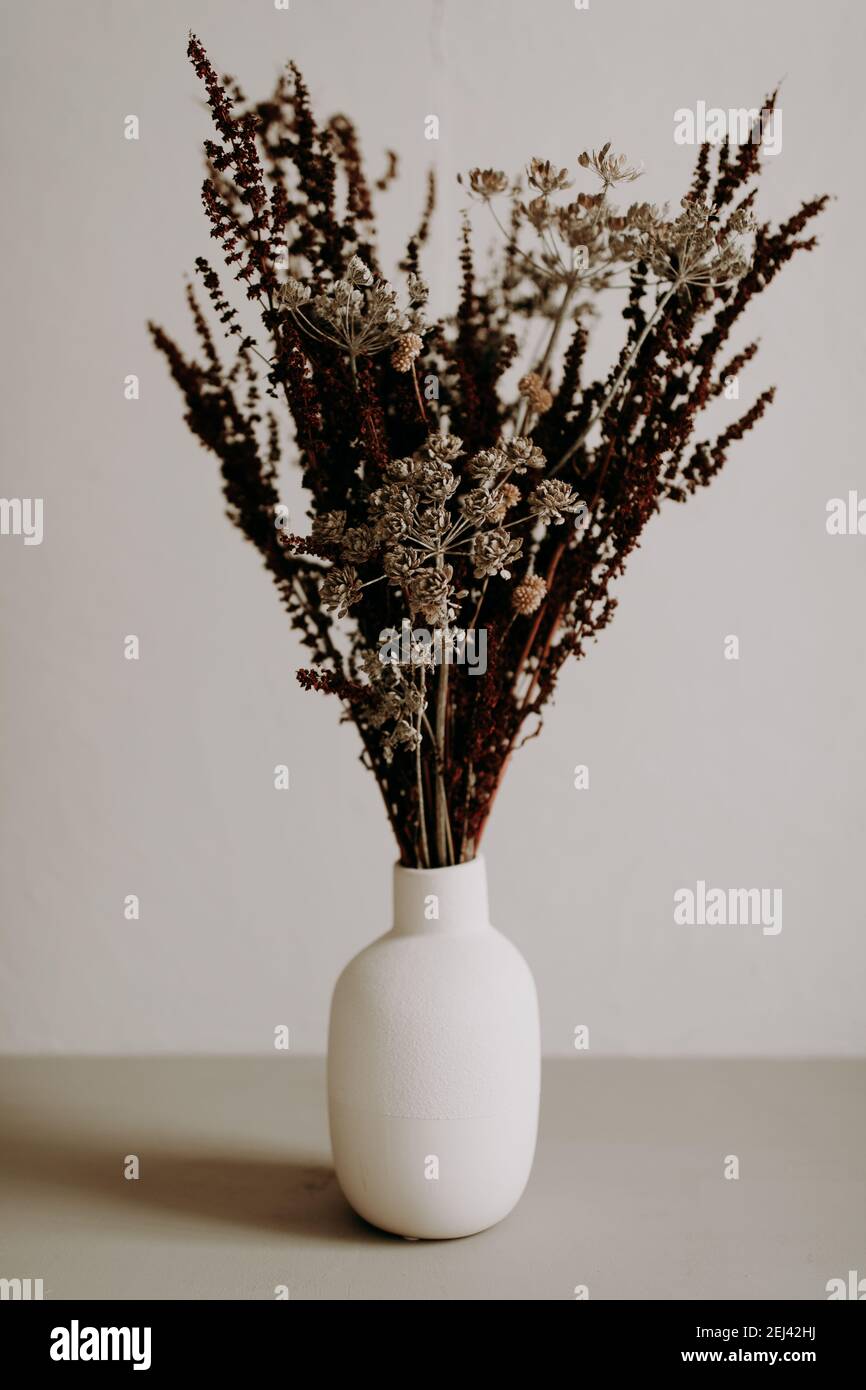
[{"left": 392, "top": 856, "right": 490, "bottom": 935}]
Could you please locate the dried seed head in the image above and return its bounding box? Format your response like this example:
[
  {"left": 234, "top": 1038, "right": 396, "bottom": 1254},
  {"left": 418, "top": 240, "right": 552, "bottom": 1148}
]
[
  {"left": 489, "top": 482, "right": 520, "bottom": 524},
  {"left": 578, "top": 143, "right": 644, "bottom": 188},
  {"left": 391, "top": 332, "right": 423, "bottom": 372},
  {"left": 530, "top": 479, "right": 585, "bottom": 525},
  {"left": 512, "top": 573, "right": 547, "bottom": 615},
  {"left": 466, "top": 168, "right": 509, "bottom": 199},
  {"left": 311, "top": 510, "right": 347, "bottom": 545},
  {"left": 499, "top": 482, "right": 521, "bottom": 509},
  {"left": 527, "top": 158, "right": 573, "bottom": 195},
  {"left": 320, "top": 564, "right": 363, "bottom": 618},
  {"left": 518, "top": 372, "right": 554, "bottom": 414}
]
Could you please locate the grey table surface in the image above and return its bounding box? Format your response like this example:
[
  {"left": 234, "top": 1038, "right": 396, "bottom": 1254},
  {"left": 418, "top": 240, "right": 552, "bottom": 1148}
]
[{"left": 0, "top": 1057, "right": 863, "bottom": 1301}]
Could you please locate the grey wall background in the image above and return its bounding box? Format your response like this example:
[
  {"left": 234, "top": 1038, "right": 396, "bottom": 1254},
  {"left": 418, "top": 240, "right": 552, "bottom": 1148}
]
[{"left": 1, "top": 0, "right": 863, "bottom": 1055}]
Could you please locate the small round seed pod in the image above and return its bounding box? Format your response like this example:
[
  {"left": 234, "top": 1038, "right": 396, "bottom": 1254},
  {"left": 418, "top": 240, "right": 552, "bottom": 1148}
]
[{"left": 512, "top": 573, "right": 548, "bottom": 615}]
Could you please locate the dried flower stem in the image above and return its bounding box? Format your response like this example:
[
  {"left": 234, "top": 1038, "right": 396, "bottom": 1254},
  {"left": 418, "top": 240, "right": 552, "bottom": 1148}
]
[
  {"left": 474, "top": 543, "right": 566, "bottom": 850},
  {"left": 415, "top": 665, "right": 430, "bottom": 868},
  {"left": 434, "top": 634, "right": 452, "bottom": 864},
  {"left": 516, "top": 278, "right": 575, "bottom": 434},
  {"left": 422, "top": 703, "right": 455, "bottom": 864},
  {"left": 467, "top": 577, "right": 489, "bottom": 632},
  {"left": 553, "top": 283, "right": 678, "bottom": 474},
  {"left": 410, "top": 361, "right": 428, "bottom": 423},
  {"left": 513, "top": 541, "right": 567, "bottom": 691}
]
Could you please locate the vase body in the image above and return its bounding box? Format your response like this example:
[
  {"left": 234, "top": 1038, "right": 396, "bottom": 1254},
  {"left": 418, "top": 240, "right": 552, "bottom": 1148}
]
[{"left": 327, "top": 856, "right": 540, "bottom": 1239}]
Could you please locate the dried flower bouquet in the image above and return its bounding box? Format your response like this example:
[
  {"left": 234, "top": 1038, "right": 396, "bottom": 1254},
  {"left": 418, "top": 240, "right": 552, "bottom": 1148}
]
[{"left": 152, "top": 36, "right": 826, "bottom": 868}]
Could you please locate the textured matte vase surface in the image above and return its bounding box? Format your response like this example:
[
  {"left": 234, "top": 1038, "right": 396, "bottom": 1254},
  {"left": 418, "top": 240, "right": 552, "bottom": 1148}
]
[{"left": 327, "top": 856, "right": 541, "bottom": 1239}]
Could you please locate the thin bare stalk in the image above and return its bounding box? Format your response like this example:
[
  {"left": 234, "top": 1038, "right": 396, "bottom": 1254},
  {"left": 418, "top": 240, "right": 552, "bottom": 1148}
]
[
  {"left": 415, "top": 665, "right": 430, "bottom": 867},
  {"left": 410, "top": 361, "right": 428, "bottom": 423},
  {"left": 467, "top": 577, "right": 489, "bottom": 632},
  {"left": 551, "top": 284, "right": 677, "bottom": 475},
  {"left": 516, "top": 278, "right": 576, "bottom": 435},
  {"left": 422, "top": 703, "right": 455, "bottom": 866},
  {"left": 459, "top": 760, "right": 475, "bottom": 863},
  {"left": 434, "top": 647, "right": 451, "bottom": 865}
]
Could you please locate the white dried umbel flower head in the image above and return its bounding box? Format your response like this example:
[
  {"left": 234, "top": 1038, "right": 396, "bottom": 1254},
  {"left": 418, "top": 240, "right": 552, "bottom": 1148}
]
[
  {"left": 369, "top": 477, "right": 413, "bottom": 519},
  {"left": 406, "top": 273, "right": 429, "bottom": 305},
  {"left": 578, "top": 143, "right": 644, "bottom": 189},
  {"left": 466, "top": 168, "right": 509, "bottom": 199},
  {"left": 311, "top": 510, "right": 347, "bottom": 545},
  {"left": 406, "top": 565, "right": 454, "bottom": 624},
  {"left": 278, "top": 278, "right": 311, "bottom": 310},
  {"left": 376, "top": 512, "right": 412, "bottom": 546},
  {"left": 505, "top": 437, "right": 547, "bottom": 474},
  {"left": 518, "top": 372, "right": 554, "bottom": 414},
  {"left": 488, "top": 481, "right": 521, "bottom": 523},
  {"left": 382, "top": 544, "right": 421, "bottom": 583},
  {"left": 382, "top": 456, "right": 417, "bottom": 482},
  {"left": 530, "top": 479, "right": 585, "bottom": 525},
  {"left": 280, "top": 255, "right": 426, "bottom": 375},
  {"left": 459, "top": 488, "right": 502, "bottom": 526},
  {"left": 512, "top": 573, "right": 547, "bottom": 615},
  {"left": 470, "top": 529, "right": 523, "bottom": 580},
  {"left": 466, "top": 446, "right": 509, "bottom": 483},
  {"left": 320, "top": 564, "right": 363, "bottom": 617},
  {"left": 341, "top": 524, "right": 378, "bottom": 564},
  {"left": 391, "top": 332, "right": 423, "bottom": 372},
  {"left": 414, "top": 456, "right": 459, "bottom": 502},
  {"left": 344, "top": 254, "right": 374, "bottom": 286},
  {"left": 527, "top": 158, "right": 573, "bottom": 195},
  {"left": 426, "top": 434, "right": 464, "bottom": 463},
  {"left": 638, "top": 195, "right": 755, "bottom": 292},
  {"left": 522, "top": 194, "right": 552, "bottom": 234}
]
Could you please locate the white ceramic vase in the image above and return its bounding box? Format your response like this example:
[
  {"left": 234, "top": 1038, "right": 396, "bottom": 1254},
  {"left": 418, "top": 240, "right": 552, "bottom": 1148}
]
[{"left": 327, "top": 855, "right": 540, "bottom": 1239}]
